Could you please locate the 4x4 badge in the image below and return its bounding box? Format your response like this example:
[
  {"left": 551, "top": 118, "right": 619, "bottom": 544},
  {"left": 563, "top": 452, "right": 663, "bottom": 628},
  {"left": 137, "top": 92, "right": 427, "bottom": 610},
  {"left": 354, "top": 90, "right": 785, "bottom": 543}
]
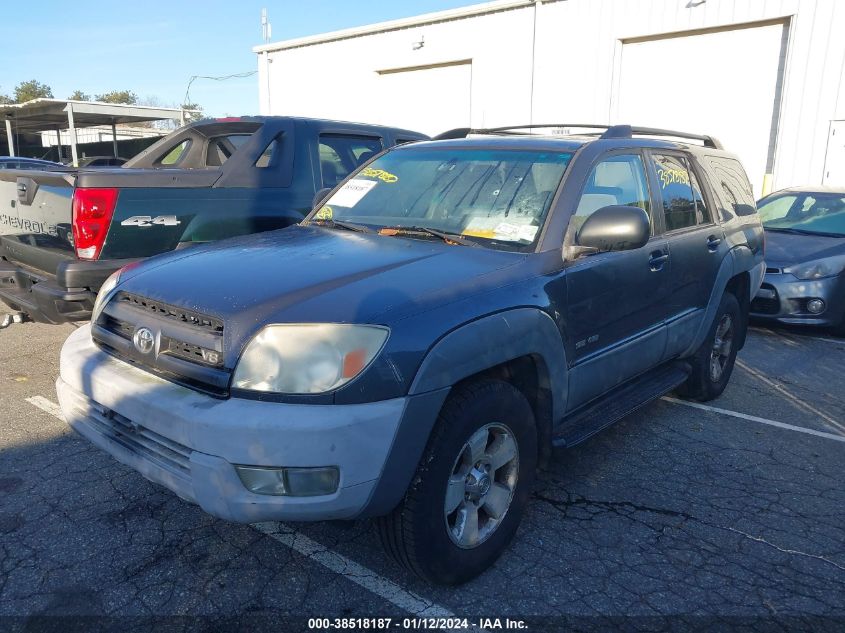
[{"left": 132, "top": 328, "right": 155, "bottom": 354}]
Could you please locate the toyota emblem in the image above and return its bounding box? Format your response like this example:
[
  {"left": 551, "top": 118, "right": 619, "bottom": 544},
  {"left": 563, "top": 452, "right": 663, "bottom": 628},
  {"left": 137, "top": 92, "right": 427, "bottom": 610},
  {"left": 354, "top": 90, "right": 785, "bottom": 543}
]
[{"left": 132, "top": 327, "right": 155, "bottom": 354}]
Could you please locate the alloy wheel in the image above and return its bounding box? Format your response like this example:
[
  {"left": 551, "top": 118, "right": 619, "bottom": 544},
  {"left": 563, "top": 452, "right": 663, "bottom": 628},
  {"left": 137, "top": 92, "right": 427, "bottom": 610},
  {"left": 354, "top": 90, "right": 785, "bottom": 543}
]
[
  {"left": 710, "top": 313, "right": 734, "bottom": 382},
  {"left": 443, "top": 423, "right": 519, "bottom": 549}
]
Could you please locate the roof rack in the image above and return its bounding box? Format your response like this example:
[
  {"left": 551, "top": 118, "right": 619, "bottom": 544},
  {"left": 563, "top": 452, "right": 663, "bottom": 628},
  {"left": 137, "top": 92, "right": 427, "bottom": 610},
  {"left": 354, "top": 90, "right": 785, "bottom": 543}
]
[{"left": 433, "top": 124, "right": 723, "bottom": 149}]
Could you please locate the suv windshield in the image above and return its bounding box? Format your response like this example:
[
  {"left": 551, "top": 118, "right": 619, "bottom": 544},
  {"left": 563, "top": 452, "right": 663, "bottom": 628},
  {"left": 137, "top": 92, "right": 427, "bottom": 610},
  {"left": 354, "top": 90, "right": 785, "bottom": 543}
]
[
  {"left": 758, "top": 192, "right": 845, "bottom": 237},
  {"left": 311, "top": 147, "right": 574, "bottom": 250}
]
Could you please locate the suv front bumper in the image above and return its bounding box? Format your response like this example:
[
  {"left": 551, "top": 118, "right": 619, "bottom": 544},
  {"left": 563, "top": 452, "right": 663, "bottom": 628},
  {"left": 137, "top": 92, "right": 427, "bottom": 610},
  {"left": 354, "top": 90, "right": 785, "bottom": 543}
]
[{"left": 56, "top": 325, "right": 442, "bottom": 522}]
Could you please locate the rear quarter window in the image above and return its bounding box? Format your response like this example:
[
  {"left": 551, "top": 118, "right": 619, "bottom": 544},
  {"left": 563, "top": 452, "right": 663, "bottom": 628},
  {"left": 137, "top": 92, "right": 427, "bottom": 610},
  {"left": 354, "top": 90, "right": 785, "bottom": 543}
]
[
  {"left": 157, "top": 139, "right": 191, "bottom": 166},
  {"left": 705, "top": 156, "right": 756, "bottom": 218}
]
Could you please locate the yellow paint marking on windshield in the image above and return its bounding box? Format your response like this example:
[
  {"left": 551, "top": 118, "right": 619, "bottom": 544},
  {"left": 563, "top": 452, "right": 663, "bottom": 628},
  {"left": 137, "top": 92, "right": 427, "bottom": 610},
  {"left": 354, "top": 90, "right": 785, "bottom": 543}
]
[
  {"left": 315, "top": 206, "right": 333, "bottom": 220},
  {"left": 359, "top": 168, "right": 398, "bottom": 183}
]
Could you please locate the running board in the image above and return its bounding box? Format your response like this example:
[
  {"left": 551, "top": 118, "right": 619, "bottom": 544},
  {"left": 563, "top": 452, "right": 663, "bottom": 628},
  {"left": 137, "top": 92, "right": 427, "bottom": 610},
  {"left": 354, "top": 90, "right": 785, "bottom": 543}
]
[{"left": 553, "top": 362, "right": 690, "bottom": 448}]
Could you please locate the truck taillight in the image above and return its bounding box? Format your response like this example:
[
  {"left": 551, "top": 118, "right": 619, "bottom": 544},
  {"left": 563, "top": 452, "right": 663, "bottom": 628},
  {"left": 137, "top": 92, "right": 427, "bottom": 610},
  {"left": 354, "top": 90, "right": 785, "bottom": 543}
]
[{"left": 72, "top": 188, "right": 118, "bottom": 260}]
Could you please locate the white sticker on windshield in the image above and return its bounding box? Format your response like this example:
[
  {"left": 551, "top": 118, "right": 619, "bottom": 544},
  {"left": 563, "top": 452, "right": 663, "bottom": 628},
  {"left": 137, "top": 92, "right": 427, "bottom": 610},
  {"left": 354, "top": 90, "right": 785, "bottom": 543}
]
[
  {"left": 328, "top": 178, "right": 377, "bottom": 208},
  {"left": 463, "top": 217, "right": 539, "bottom": 242},
  {"left": 517, "top": 224, "right": 539, "bottom": 241},
  {"left": 493, "top": 222, "right": 522, "bottom": 239}
]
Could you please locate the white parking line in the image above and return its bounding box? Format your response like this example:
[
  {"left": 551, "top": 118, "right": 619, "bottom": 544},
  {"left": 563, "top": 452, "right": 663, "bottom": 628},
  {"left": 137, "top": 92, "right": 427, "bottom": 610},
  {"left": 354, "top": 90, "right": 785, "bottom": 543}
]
[
  {"left": 736, "top": 359, "right": 845, "bottom": 435},
  {"left": 25, "top": 395, "right": 64, "bottom": 419},
  {"left": 253, "top": 522, "right": 455, "bottom": 617},
  {"left": 749, "top": 326, "right": 845, "bottom": 346},
  {"left": 25, "top": 396, "right": 457, "bottom": 619},
  {"left": 661, "top": 397, "right": 845, "bottom": 443}
]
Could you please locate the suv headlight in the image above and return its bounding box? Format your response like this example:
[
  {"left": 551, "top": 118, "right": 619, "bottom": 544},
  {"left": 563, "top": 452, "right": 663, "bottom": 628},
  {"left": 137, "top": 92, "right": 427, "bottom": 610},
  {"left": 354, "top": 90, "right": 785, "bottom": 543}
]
[
  {"left": 232, "top": 324, "right": 389, "bottom": 394},
  {"left": 91, "top": 269, "right": 122, "bottom": 323},
  {"left": 787, "top": 255, "right": 845, "bottom": 280}
]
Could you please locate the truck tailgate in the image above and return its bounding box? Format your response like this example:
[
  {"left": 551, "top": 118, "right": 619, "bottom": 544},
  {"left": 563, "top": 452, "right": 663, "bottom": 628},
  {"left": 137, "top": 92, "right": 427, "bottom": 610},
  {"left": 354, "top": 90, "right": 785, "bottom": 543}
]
[{"left": 0, "top": 169, "right": 76, "bottom": 259}]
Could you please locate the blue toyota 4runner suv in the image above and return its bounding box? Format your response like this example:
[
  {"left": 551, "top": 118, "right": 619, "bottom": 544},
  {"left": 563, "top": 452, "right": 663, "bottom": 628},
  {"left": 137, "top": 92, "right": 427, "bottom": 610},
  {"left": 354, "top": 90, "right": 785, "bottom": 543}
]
[{"left": 57, "top": 125, "right": 765, "bottom": 585}]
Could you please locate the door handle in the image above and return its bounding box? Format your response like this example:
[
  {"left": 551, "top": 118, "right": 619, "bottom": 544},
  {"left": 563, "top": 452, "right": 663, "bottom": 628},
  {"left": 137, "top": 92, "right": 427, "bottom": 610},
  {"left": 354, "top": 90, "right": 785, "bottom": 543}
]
[
  {"left": 706, "top": 235, "right": 722, "bottom": 251},
  {"left": 648, "top": 251, "right": 669, "bottom": 271}
]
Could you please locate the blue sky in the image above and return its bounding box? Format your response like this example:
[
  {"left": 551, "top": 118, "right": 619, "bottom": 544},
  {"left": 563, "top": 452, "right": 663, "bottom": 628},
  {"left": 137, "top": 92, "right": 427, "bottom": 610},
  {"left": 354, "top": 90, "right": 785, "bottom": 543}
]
[{"left": 2, "top": 0, "right": 480, "bottom": 117}]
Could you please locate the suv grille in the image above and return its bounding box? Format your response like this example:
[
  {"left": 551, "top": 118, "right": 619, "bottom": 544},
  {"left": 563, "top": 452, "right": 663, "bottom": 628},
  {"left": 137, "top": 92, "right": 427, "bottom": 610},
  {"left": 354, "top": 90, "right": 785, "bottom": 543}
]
[
  {"left": 116, "top": 293, "right": 224, "bottom": 333},
  {"left": 92, "top": 292, "right": 229, "bottom": 396}
]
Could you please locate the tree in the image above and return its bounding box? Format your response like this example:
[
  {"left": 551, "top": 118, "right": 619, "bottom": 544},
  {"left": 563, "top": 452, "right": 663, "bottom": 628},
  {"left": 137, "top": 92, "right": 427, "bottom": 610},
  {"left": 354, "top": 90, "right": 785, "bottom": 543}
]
[
  {"left": 14, "top": 80, "right": 53, "bottom": 103},
  {"left": 0, "top": 94, "right": 13, "bottom": 105},
  {"left": 68, "top": 90, "right": 91, "bottom": 101},
  {"left": 95, "top": 90, "right": 138, "bottom": 105},
  {"left": 182, "top": 102, "right": 205, "bottom": 123}
]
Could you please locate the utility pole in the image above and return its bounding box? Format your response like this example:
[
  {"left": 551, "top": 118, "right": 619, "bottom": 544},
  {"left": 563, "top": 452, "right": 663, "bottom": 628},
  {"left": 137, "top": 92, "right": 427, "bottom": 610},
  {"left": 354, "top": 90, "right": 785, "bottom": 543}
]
[{"left": 261, "top": 8, "right": 272, "bottom": 43}]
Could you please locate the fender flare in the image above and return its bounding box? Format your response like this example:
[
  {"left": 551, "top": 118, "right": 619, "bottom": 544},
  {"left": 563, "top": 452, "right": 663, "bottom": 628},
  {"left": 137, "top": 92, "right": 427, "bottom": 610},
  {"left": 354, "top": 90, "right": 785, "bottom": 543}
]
[
  {"left": 408, "top": 307, "right": 569, "bottom": 422},
  {"left": 682, "top": 246, "right": 756, "bottom": 357}
]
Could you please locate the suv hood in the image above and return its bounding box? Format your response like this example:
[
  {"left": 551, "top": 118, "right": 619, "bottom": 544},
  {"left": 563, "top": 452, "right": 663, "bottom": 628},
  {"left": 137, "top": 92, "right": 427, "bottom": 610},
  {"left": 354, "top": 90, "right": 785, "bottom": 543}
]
[
  {"left": 764, "top": 229, "right": 845, "bottom": 267},
  {"left": 119, "top": 225, "right": 524, "bottom": 339}
]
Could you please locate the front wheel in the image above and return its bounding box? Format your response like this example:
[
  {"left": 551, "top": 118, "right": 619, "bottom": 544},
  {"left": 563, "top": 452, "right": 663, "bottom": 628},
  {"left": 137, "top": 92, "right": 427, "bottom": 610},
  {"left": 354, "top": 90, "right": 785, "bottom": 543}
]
[
  {"left": 376, "top": 379, "right": 537, "bottom": 585},
  {"left": 677, "top": 292, "right": 743, "bottom": 401}
]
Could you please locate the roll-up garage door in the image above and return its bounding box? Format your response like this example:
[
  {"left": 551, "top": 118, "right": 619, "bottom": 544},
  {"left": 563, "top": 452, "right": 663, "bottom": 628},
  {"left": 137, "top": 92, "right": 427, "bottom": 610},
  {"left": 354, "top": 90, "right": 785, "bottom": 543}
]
[
  {"left": 376, "top": 61, "right": 472, "bottom": 136},
  {"left": 615, "top": 22, "right": 787, "bottom": 196}
]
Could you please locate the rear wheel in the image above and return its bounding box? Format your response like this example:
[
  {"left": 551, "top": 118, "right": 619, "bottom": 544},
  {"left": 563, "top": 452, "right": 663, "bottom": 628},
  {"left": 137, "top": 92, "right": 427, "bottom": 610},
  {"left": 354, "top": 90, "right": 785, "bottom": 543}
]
[
  {"left": 376, "top": 379, "right": 537, "bottom": 585},
  {"left": 677, "top": 292, "right": 742, "bottom": 401}
]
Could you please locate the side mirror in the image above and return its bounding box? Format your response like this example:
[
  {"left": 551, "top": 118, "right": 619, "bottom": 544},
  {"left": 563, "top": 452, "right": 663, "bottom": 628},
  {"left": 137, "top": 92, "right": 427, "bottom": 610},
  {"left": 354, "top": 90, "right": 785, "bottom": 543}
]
[
  {"left": 576, "top": 205, "right": 650, "bottom": 252},
  {"left": 312, "top": 187, "right": 332, "bottom": 210}
]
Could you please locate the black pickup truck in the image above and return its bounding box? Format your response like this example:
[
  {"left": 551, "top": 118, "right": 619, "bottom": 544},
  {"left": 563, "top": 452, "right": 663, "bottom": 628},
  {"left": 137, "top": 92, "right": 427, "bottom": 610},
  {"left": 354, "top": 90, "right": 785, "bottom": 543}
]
[{"left": 0, "top": 117, "right": 425, "bottom": 323}]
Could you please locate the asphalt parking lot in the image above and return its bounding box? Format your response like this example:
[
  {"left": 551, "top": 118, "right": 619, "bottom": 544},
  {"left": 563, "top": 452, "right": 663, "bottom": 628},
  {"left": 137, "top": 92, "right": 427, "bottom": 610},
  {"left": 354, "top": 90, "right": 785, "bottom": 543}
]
[{"left": 1, "top": 321, "right": 843, "bottom": 631}]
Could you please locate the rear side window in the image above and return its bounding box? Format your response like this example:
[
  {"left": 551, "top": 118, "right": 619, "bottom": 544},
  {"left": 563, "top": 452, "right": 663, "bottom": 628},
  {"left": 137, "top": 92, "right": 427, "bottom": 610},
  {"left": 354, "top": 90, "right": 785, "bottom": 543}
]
[
  {"left": 572, "top": 154, "right": 651, "bottom": 234},
  {"left": 689, "top": 166, "right": 711, "bottom": 223},
  {"left": 706, "top": 156, "right": 756, "bottom": 218},
  {"left": 158, "top": 140, "right": 191, "bottom": 166},
  {"left": 319, "top": 134, "right": 383, "bottom": 187},
  {"left": 652, "top": 154, "right": 706, "bottom": 231},
  {"left": 255, "top": 135, "right": 281, "bottom": 168},
  {"left": 206, "top": 134, "right": 252, "bottom": 167}
]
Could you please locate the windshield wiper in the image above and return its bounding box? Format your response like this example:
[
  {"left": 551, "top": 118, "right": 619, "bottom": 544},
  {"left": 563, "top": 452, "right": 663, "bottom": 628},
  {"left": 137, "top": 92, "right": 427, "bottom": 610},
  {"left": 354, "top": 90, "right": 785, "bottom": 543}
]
[
  {"left": 765, "top": 226, "right": 844, "bottom": 238},
  {"left": 383, "top": 225, "right": 481, "bottom": 247},
  {"left": 310, "top": 218, "right": 375, "bottom": 233}
]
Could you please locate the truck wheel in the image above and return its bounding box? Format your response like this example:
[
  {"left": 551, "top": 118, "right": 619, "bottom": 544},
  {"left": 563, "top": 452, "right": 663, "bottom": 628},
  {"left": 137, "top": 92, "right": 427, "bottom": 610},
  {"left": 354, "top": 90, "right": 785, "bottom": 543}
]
[
  {"left": 677, "top": 292, "right": 742, "bottom": 402},
  {"left": 376, "top": 379, "right": 537, "bottom": 585}
]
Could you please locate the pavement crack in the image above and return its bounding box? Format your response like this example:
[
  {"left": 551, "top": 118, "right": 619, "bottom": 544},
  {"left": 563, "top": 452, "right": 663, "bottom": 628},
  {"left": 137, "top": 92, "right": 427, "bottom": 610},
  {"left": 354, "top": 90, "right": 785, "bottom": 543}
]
[{"left": 725, "top": 526, "right": 845, "bottom": 572}]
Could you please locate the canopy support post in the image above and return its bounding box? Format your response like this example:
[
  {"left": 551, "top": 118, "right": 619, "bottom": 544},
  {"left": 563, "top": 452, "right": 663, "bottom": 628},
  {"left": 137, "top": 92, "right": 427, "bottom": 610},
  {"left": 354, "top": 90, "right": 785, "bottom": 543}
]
[
  {"left": 4, "top": 119, "right": 14, "bottom": 157},
  {"left": 66, "top": 104, "right": 79, "bottom": 167},
  {"left": 111, "top": 122, "right": 119, "bottom": 157}
]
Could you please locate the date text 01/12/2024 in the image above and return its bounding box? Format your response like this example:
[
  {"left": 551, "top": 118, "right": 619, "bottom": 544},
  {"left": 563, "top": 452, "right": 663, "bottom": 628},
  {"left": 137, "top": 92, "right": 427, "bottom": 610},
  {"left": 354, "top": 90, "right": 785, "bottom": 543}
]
[{"left": 306, "top": 617, "right": 528, "bottom": 630}]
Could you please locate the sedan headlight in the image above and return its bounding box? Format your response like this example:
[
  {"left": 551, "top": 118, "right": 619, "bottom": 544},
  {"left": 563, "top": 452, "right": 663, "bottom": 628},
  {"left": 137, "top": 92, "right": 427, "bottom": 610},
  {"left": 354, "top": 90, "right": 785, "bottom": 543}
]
[
  {"left": 91, "top": 269, "right": 122, "bottom": 323},
  {"left": 232, "top": 324, "right": 389, "bottom": 394},
  {"left": 787, "top": 255, "right": 845, "bottom": 280}
]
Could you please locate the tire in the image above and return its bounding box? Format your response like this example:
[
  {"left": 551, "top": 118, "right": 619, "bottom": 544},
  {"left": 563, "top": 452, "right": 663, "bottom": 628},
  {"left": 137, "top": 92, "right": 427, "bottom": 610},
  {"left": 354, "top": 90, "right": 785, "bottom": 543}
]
[
  {"left": 676, "top": 292, "right": 743, "bottom": 402},
  {"left": 376, "top": 379, "right": 537, "bottom": 585},
  {"left": 831, "top": 317, "right": 845, "bottom": 338}
]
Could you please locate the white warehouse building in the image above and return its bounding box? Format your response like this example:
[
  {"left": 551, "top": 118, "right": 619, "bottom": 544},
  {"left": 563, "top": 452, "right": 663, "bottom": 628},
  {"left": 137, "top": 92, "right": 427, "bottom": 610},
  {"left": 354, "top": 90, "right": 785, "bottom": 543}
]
[{"left": 254, "top": 0, "right": 845, "bottom": 197}]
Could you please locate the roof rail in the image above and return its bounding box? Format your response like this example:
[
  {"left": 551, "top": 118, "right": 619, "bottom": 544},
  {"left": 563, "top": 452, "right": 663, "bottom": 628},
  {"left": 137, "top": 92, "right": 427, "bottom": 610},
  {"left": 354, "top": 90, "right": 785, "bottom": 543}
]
[
  {"left": 432, "top": 124, "right": 723, "bottom": 149},
  {"left": 433, "top": 124, "right": 612, "bottom": 140},
  {"left": 433, "top": 127, "right": 473, "bottom": 140},
  {"left": 603, "top": 125, "right": 723, "bottom": 149}
]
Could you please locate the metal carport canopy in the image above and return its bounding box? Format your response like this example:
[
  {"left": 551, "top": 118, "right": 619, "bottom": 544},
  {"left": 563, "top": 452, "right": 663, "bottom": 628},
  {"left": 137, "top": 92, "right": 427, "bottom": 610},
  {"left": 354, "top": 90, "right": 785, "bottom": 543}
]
[{"left": 1, "top": 98, "right": 192, "bottom": 165}]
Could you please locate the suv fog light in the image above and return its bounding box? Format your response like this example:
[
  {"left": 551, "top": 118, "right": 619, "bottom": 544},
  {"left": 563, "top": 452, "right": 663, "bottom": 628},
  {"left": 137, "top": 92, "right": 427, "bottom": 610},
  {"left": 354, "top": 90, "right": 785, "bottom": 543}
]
[
  {"left": 235, "top": 465, "right": 339, "bottom": 497},
  {"left": 806, "top": 298, "right": 826, "bottom": 314}
]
